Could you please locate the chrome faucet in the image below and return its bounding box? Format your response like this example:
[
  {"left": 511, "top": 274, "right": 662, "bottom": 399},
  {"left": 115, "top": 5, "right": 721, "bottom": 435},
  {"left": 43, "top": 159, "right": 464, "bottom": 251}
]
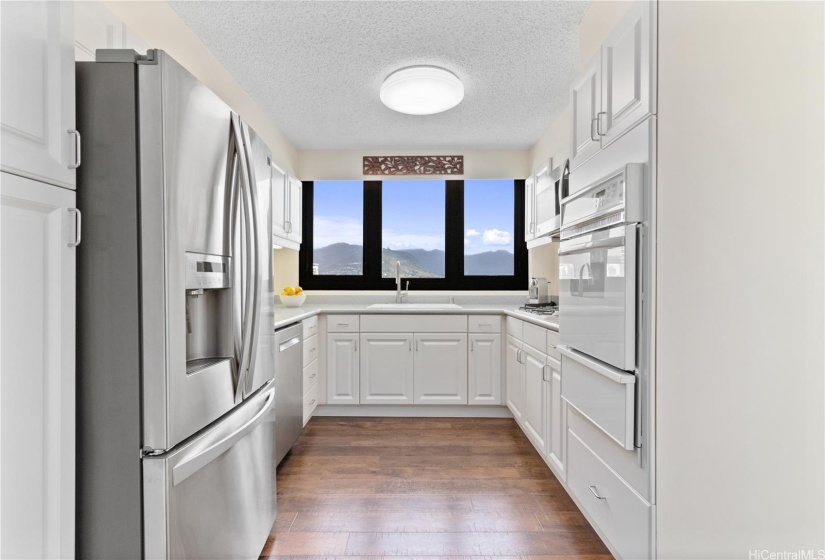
[{"left": 395, "top": 261, "right": 409, "bottom": 304}]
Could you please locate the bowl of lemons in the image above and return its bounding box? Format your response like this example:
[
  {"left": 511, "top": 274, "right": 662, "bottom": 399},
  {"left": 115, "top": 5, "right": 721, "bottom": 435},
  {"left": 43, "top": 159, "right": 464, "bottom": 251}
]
[{"left": 279, "top": 286, "right": 306, "bottom": 307}]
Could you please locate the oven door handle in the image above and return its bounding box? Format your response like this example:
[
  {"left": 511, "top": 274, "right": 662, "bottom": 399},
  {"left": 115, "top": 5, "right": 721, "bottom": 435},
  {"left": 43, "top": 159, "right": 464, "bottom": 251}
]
[{"left": 558, "top": 235, "right": 626, "bottom": 256}]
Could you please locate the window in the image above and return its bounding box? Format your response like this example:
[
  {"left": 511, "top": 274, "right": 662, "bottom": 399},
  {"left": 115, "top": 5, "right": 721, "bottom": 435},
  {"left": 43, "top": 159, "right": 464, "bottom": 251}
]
[
  {"left": 382, "top": 180, "right": 446, "bottom": 278},
  {"left": 299, "top": 179, "right": 526, "bottom": 290},
  {"left": 311, "top": 181, "right": 363, "bottom": 275},
  {"left": 464, "top": 179, "right": 514, "bottom": 276}
]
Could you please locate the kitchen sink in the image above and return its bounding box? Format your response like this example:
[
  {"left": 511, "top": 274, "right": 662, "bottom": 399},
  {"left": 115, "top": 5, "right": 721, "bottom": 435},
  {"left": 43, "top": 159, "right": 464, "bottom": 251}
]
[{"left": 367, "top": 303, "right": 463, "bottom": 310}]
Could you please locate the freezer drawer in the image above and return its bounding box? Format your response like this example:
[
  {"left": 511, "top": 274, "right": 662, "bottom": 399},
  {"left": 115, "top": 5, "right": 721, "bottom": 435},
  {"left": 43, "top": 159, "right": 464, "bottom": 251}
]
[{"left": 143, "top": 384, "right": 277, "bottom": 560}]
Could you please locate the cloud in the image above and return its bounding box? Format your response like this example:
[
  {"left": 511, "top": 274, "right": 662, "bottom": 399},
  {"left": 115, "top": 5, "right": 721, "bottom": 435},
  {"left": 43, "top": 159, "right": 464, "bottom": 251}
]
[
  {"left": 383, "top": 229, "right": 445, "bottom": 251},
  {"left": 482, "top": 229, "right": 512, "bottom": 245},
  {"left": 465, "top": 228, "right": 481, "bottom": 237},
  {"left": 314, "top": 215, "right": 363, "bottom": 248}
]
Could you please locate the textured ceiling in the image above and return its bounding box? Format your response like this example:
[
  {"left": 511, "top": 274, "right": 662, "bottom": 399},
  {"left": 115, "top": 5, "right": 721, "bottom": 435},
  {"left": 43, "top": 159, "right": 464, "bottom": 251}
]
[{"left": 169, "top": 1, "right": 589, "bottom": 150}]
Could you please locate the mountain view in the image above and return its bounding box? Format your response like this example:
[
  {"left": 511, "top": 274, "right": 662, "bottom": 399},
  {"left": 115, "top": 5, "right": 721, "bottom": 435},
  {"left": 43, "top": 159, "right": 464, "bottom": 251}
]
[{"left": 313, "top": 243, "right": 514, "bottom": 277}]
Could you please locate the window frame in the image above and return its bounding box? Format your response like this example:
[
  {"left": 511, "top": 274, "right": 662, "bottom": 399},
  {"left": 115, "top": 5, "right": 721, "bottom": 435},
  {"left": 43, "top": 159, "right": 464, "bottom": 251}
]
[{"left": 299, "top": 179, "right": 527, "bottom": 290}]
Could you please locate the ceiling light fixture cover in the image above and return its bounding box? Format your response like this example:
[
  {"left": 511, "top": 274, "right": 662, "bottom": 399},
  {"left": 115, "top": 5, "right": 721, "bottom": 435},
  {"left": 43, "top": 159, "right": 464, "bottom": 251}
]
[{"left": 380, "top": 66, "right": 464, "bottom": 115}]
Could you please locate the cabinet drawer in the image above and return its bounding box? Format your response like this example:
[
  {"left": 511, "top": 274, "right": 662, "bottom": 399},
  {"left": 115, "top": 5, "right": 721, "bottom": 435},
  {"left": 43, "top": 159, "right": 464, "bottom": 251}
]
[
  {"left": 327, "top": 315, "right": 359, "bottom": 333},
  {"left": 303, "top": 359, "right": 319, "bottom": 395},
  {"left": 468, "top": 315, "right": 500, "bottom": 333},
  {"left": 523, "top": 322, "right": 547, "bottom": 352},
  {"left": 360, "top": 314, "right": 466, "bottom": 333},
  {"left": 560, "top": 348, "right": 636, "bottom": 450},
  {"left": 303, "top": 384, "right": 318, "bottom": 426},
  {"left": 302, "top": 315, "right": 319, "bottom": 339},
  {"left": 546, "top": 330, "right": 561, "bottom": 360},
  {"left": 505, "top": 316, "right": 523, "bottom": 340},
  {"left": 303, "top": 333, "right": 319, "bottom": 366},
  {"left": 567, "top": 431, "right": 651, "bottom": 560}
]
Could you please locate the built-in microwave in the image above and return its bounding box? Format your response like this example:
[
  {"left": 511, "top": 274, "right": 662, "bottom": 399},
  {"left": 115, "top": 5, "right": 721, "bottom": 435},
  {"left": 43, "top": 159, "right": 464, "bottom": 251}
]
[{"left": 535, "top": 159, "right": 569, "bottom": 238}]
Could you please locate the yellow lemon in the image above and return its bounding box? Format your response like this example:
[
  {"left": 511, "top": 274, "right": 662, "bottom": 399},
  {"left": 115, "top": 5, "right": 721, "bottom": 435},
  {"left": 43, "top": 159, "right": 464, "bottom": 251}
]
[
  {"left": 295, "top": 286, "right": 303, "bottom": 294},
  {"left": 284, "top": 286, "right": 296, "bottom": 295}
]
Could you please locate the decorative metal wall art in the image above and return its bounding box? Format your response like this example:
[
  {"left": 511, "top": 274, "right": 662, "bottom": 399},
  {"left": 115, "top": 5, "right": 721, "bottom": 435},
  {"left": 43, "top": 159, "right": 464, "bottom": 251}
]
[{"left": 363, "top": 155, "right": 464, "bottom": 176}]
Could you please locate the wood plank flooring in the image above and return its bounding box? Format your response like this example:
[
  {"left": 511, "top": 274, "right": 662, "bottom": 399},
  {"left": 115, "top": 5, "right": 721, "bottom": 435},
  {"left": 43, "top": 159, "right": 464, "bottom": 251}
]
[{"left": 260, "top": 417, "right": 611, "bottom": 559}]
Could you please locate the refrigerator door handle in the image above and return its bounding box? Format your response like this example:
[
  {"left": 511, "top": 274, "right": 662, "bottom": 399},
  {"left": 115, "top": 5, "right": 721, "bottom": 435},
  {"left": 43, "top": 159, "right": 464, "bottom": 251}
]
[
  {"left": 239, "top": 121, "right": 262, "bottom": 396},
  {"left": 171, "top": 386, "right": 275, "bottom": 486},
  {"left": 231, "top": 113, "right": 256, "bottom": 402}
]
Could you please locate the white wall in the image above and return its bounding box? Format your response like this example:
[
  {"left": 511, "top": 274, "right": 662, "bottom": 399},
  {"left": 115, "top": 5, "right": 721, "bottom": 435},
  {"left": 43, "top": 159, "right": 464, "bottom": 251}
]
[
  {"left": 656, "top": 2, "right": 825, "bottom": 557},
  {"left": 102, "top": 1, "right": 299, "bottom": 175},
  {"left": 299, "top": 149, "right": 529, "bottom": 181}
]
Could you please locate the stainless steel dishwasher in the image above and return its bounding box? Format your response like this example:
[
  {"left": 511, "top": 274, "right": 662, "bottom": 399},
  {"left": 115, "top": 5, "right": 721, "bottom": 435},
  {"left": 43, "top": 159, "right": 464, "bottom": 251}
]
[{"left": 274, "top": 322, "right": 304, "bottom": 465}]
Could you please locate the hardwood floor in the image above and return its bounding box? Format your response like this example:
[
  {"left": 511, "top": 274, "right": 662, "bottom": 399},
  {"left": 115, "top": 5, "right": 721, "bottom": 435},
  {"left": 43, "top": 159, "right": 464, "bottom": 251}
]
[{"left": 260, "top": 417, "right": 612, "bottom": 559}]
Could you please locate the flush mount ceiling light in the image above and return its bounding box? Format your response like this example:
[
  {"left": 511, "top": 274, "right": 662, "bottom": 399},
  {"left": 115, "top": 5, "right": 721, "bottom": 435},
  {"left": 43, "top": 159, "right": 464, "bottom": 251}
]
[{"left": 380, "top": 66, "right": 464, "bottom": 115}]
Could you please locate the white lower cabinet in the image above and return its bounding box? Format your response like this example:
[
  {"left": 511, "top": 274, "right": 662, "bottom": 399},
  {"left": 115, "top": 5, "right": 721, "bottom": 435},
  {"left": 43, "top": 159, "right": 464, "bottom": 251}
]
[
  {"left": 413, "top": 333, "right": 468, "bottom": 405},
  {"left": 326, "top": 333, "right": 359, "bottom": 404},
  {"left": 567, "top": 430, "right": 652, "bottom": 560},
  {"left": 522, "top": 344, "right": 547, "bottom": 451},
  {"left": 505, "top": 335, "right": 524, "bottom": 419},
  {"left": 545, "top": 356, "right": 566, "bottom": 477},
  {"left": 468, "top": 333, "right": 501, "bottom": 405},
  {"left": 1, "top": 172, "right": 77, "bottom": 559},
  {"left": 360, "top": 333, "right": 414, "bottom": 404}
]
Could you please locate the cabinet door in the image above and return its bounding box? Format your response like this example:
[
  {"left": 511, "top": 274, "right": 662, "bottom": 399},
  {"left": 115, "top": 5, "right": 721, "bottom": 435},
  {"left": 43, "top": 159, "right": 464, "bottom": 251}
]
[
  {"left": 468, "top": 334, "right": 501, "bottom": 405},
  {"left": 74, "top": 1, "right": 148, "bottom": 63},
  {"left": 569, "top": 52, "right": 602, "bottom": 171},
  {"left": 413, "top": 334, "right": 468, "bottom": 405},
  {"left": 360, "top": 333, "right": 414, "bottom": 405},
  {"left": 1, "top": 173, "right": 77, "bottom": 559},
  {"left": 600, "top": 1, "right": 653, "bottom": 145},
  {"left": 522, "top": 345, "right": 547, "bottom": 451},
  {"left": 534, "top": 161, "right": 557, "bottom": 237},
  {"left": 505, "top": 335, "right": 524, "bottom": 420},
  {"left": 546, "top": 357, "right": 565, "bottom": 476},
  {"left": 287, "top": 176, "right": 302, "bottom": 244},
  {"left": 326, "top": 333, "right": 359, "bottom": 404},
  {"left": 270, "top": 162, "right": 288, "bottom": 241},
  {"left": 1, "top": 1, "right": 77, "bottom": 190},
  {"left": 524, "top": 174, "right": 536, "bottom": 241}
]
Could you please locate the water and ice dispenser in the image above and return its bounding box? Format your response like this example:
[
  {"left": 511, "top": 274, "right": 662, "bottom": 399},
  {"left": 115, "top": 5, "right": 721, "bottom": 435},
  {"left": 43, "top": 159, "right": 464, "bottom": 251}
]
[{"left": 184, "top": 252, "right": 234, "bottom": 374}]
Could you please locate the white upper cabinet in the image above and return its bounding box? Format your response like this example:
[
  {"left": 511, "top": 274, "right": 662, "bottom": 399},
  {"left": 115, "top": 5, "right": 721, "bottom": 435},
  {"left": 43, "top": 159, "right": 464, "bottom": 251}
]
[
  {"left": 570, "top": 0, "right": 655, "bottom": 170},
  {"left": 360, "top": 333, "right": 414, "bottom": 405},
  {"left": 271, "top": 167, "right": 302, "bottom": 250},
  {"left": 270, "top": 162, "right": 288, "bottom": 241},
  {"left": 570, "top": 52, "right": 602, "bottom": 170},
  {"left": 524, "top": 173, "right": 536, "bottom": 242},
  {"left": 287, "top": 176, "right": 303, "bottom": 244},
  {"left": 74, "top": 1, "right": 148, "bottom": 62},
  {"left": 600, "top": 1, "right": 654, "bottom": 145},
  {"left": 1, "top": 1, "right": 77, "bottom": 190}
]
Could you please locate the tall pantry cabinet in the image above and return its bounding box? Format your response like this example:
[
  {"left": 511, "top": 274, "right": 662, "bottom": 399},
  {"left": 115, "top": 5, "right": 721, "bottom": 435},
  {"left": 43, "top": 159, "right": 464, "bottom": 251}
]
[{"left": 0, "top": 2, "right": 78, "bottom": 558}]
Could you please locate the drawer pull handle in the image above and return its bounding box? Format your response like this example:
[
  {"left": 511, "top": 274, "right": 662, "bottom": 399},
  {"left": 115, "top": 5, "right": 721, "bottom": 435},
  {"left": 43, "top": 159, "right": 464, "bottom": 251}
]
[
  {"left": 310, "top": 347, "right": 316, "bottom": 352},
  {"left": 337, "top": 323, "right": 349, "bottom": 327},
  {"left": 310, "top": 373, "right": 316, "bottom": 379},
  {"left": 309, "top": 399, "right": 316, "bottom": 405},
  {"left": 588, "top": 485, "right": 607, "bottom": 500}
]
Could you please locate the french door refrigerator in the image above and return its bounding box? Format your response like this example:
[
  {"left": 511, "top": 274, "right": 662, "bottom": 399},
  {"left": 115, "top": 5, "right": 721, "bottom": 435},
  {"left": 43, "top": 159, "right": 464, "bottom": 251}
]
[{"left": 76, "top": 50, "right": 277, "bottom": 559}]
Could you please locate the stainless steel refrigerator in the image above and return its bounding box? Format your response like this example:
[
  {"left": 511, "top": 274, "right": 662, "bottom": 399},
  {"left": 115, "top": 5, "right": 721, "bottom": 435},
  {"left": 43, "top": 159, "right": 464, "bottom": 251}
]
[{"left": 76, "top": 49, "right": 277, "bottom": 559}]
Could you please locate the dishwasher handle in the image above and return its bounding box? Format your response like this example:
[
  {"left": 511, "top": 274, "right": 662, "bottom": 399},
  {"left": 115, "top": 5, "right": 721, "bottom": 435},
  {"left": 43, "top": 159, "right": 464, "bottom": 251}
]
[{"left": 279, "top": 335, "right": 302, "bottom": 353}]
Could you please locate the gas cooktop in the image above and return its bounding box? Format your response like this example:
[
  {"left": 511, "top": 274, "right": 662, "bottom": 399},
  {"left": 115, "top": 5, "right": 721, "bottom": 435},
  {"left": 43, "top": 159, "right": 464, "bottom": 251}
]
[{"left": 517, "top": 303, "right": 559, "bottom": 317}]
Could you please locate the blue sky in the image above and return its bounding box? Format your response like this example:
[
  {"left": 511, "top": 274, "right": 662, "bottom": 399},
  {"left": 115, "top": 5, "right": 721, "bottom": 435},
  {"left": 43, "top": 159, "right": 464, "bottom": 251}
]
[{"left": 314, "top": 179, "right": 514, "bottom": 254}]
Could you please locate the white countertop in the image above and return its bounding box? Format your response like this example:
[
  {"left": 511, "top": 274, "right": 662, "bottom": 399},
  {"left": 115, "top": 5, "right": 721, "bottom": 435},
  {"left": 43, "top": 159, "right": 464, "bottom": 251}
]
[{"left": 273, "top": 303, "right": 559, "bottom": 332}]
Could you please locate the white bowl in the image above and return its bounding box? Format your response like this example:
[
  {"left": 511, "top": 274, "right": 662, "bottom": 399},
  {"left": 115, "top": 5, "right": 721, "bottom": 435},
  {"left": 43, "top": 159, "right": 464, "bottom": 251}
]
[{"left": 279, "top": 294, "right": 306, "bottom": 307}]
